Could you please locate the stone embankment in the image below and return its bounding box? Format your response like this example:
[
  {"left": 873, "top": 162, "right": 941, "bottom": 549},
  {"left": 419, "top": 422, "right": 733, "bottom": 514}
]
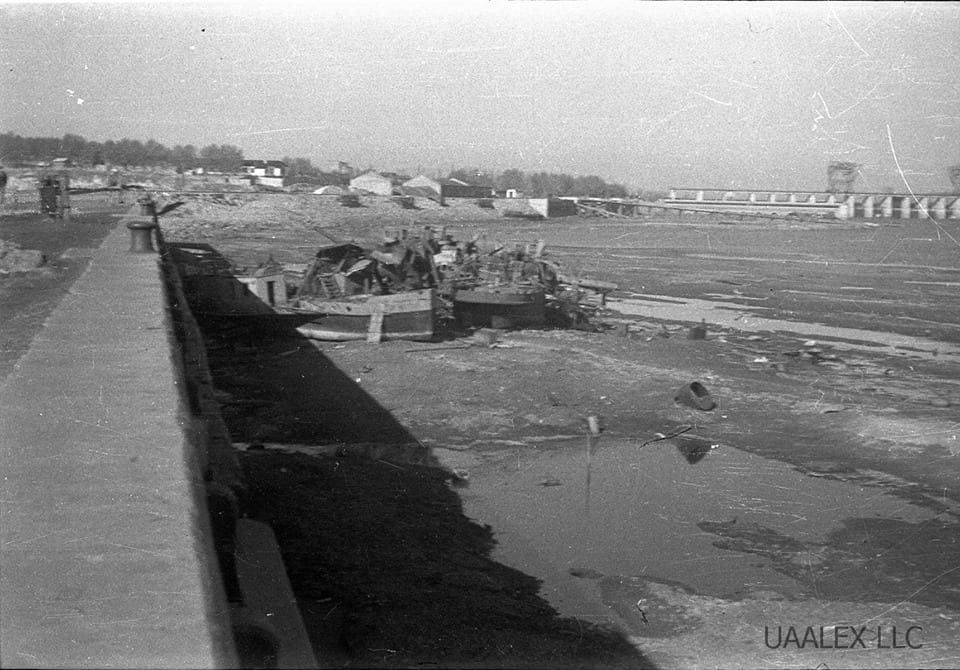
[{"left": 0, "top": 210, "right": 316, "bottom": 668}]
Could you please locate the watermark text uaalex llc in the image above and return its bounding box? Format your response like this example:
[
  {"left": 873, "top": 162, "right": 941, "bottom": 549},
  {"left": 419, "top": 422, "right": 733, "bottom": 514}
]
[{"left": 764, "top": 625, "right": 922, "bottom": 650}]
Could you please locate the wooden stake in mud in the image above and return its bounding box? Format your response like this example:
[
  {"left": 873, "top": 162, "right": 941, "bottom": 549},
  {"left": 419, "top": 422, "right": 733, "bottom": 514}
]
[{"left": 585, "top": 415, "right": 601, "bottom": 513}]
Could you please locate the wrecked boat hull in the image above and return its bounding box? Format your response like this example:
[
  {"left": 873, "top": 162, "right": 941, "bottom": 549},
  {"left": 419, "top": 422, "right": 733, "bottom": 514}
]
[
  {"left": 291, "top": 288, "right": 437, "bottom": 342},
  {"left": 453, "top": 287, "right": 546, "bottom": 328}
]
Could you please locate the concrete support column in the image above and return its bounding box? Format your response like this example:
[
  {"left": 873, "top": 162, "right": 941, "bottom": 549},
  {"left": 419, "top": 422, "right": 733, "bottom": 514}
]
[
  {"left": 696, "top": 190, "right": 704, "bottom": 201},
  {"left": 827, "top": 194, "right": 837, "bottom": 205},
  {"left": 933, "top": 197, "right": 947, "bottom": 219},
  {"left": 881, "top": 196, "right": 894, "bottom": 218},
  {"left": 789, "top": 193, "right": 797, "bottom": 203},
  {"left": 900, "top": 196, "right": 912, "bottom": 219},
  {"left": 917, "top": 196, "right": 930, "bottom": 218},
  {"left": 749, "top": 192, "right": 757, "bottom": 203},
  {"left": 669, "top": 189, "right": 676, "bottom": 199},
  {"left": 950, "top": 197, "right": 960, "bottom": 220},
  {"left": 836, "top": 198, "right": 849, "bottom": 219},
  {"left": 863, "top": 195, "right": 874, "bottom": 218}
]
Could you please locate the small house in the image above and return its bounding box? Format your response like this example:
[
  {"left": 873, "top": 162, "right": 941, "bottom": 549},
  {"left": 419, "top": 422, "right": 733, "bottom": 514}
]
[
  {"left": 439, "top": 178, "right": 494, "bottom": 199},
  {"left": 349, "top": 171, "right": 394, "bottom": 196},
  {"left": 403, "top": 175, "right": 441, "bottom": 197},
  {"left": 527, "top": 197, "right": 579, "bottom": 218},
  {"left": 242, "top": 160, "right": 287, "bottom": 189}
]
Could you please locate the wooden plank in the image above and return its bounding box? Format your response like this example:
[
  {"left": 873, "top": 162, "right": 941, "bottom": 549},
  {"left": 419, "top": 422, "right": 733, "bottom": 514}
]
[{"left": 366, "top": 305, "right": 385, "bottom": 343}]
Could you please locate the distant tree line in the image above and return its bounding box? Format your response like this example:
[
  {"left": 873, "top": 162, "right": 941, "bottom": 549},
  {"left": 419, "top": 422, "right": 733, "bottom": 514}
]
[
  {"left": 447, "top": 167, "right": 630, "bottom": 198},
  {"left": 0, "top": 132, "right": 640, "bottom": 197},
  {"left": 280, "top": 156, "right": 351, "bottom": 187},
  {"left": 0, "top": 132, "right": 246, "bottom": 173}
]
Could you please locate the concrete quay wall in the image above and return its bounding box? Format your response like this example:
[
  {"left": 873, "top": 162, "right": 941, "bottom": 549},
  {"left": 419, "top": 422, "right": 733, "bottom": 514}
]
[{"left": 1, "top": 212, "right": 316, "bottom": 668}]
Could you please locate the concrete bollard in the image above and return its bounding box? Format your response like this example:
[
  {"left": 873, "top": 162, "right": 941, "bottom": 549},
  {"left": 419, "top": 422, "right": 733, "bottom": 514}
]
[{"left": 127, "top": 217, "right": 158, "bottom": 253}]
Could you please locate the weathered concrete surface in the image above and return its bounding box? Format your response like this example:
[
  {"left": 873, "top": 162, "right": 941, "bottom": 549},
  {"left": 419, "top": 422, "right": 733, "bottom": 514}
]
[
  {"left": 0, "top": 222, "right": 236, "bottom": 668},
  {"left": 231, "top": 519, "right": 318, "bottom": 668}
]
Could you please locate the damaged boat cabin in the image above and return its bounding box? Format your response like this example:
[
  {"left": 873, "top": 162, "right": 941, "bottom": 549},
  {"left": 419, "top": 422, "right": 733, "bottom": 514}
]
[
  {"left": 290, "top": 239, "right": 439, "bottom": 343},
  {"left": 169, "top": 243, "right": 290, "bottom": 317}
]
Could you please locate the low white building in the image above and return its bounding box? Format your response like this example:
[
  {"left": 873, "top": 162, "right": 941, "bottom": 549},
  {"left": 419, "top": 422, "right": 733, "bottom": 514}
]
[{"left": 242, "top": 160, "right": 287, "bottom": 189}]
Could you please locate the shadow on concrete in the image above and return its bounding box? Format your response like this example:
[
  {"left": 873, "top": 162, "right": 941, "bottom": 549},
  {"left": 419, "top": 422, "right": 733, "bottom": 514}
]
[{"left": 174, "top": 242, "right": 654, "bottom": 668}]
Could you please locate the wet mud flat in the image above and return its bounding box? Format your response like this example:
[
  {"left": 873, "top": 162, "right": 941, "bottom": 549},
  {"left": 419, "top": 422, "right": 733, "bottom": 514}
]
[
  {"left": 237, "top": 448, "right": 649, "bottom": 669},
  {"left": 192, "top": 217, "right": 960, "bottom": 668},
  {"left": 6, "top": 205, "right": 960, "bottom": 666},
  {"left": 207, "top": 320, "right": 652, "bottom": 668},
  {"left": 208, "top": 314, "right": 959, "bottom": 667}
]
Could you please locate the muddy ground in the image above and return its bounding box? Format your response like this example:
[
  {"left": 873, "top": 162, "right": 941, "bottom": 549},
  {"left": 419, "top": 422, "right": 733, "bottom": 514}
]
[{"left": 4, "top": 196, "right": 959, "bottom": 668}]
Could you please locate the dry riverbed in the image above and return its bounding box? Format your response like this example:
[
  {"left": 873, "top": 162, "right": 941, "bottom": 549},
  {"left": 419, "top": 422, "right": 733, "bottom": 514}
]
[
  {"left": 175, "top": 203, "right": 960, "bottom": 668},
  {"left": 6, "top": 198, "right": 959, "bottom": 668}
]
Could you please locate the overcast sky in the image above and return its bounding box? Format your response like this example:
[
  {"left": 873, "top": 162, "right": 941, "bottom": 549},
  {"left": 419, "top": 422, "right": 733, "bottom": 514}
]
[{"left": 2, "top": 1, "right": 958, "bottom": 192}]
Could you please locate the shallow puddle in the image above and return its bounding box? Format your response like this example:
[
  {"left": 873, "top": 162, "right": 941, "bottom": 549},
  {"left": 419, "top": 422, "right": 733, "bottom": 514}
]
[{"left": 462, "top": 437, "right": 943, "bottom": 617}]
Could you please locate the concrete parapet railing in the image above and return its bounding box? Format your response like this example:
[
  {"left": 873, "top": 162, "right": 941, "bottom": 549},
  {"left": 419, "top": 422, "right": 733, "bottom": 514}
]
[
  {"left": 157, "top": 222, "right": 318, "bottom": 667},
  {"left": 0, "top": 219, "right": 238, "bottom": 667},
  {"left": 2, "top": 210, "right": 319, "bottom": 668}
]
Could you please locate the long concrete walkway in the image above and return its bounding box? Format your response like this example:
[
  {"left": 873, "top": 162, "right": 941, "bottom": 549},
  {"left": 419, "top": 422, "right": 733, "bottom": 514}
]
[{"left": 1, "top": 221, "right": 236, "bottom": 667}]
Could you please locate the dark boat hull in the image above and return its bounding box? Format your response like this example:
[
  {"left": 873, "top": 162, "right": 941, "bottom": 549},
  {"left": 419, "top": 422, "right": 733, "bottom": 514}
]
[
  {"left": 453, "top": 286, "right": 546, "bottom": 328},
  {"left": 292, "top": 289, "right": 437, "bottom": 342}
]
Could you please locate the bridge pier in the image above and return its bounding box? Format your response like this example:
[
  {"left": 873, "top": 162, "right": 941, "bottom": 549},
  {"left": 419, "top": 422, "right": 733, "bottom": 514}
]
[
  {"left": 900, "top": 196, "right": 912, "bottom": 219},
  {"left": 933, "top": 197, "right": 947, "bottom": 219},
  {"left": 661, "top": 188, "right": 960, "bottom": 220},
  {"left": 880, "top": 196, "right": 893, "bottom": 218}
]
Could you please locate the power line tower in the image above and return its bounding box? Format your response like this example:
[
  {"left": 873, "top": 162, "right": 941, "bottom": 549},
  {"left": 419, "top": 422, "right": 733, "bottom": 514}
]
[{"left": 827, "top": 162, "right": 860, "bottom": 195}]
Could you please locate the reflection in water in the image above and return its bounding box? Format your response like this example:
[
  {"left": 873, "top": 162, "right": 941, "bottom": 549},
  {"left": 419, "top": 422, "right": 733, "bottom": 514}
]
[
  {"left": 584, "top": 433, "right": 598, "bottom": 513},
  {"left": 674, "top": 436, "right": 719, "bottom": 464},
  {"left": 464, "top": 437, "right": 942, "bottom": 616}
]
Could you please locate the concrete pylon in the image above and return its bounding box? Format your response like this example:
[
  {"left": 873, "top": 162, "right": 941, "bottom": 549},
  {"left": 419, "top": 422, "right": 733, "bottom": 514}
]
[
  {"left": 933, "top": 197, "right": 947, "bottom": 219},
  {"left": 900, "top": 196, "right": 912, "bottom": 219},
  {"left": 881, "top": 196, "right": 894, "bottom": 218}
]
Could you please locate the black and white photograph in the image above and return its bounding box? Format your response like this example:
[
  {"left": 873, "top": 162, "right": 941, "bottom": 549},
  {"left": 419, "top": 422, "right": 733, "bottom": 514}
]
[{"left": 2, "top": 1, "right": 959, "bottom": 668}]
